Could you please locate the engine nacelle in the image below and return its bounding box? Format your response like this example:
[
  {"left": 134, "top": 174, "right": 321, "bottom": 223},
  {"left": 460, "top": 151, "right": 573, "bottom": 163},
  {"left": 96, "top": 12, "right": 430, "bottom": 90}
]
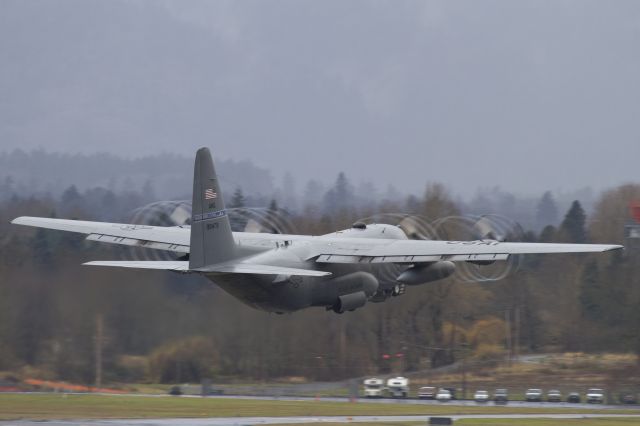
[
  {"left": 329, "top": 271, "right": 379, "bottom": 297},
  {"left": 333, "top": 291, "right": 367, "bottom": 313},
  {"left": 396, "top": 261, "right": 456, "bottom": 285},
  {"left": 327, "top": 271, "right": 378, "bottom": 313}
]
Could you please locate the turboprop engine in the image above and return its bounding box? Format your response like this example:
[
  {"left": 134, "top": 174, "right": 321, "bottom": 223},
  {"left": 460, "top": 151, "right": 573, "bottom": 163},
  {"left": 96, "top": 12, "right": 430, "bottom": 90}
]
[
  {"left": 396, "top": 261, "right": 456, "bottom": 285},
  {"left": 328, "top": 271, "right": 379, "bottom": 313}
]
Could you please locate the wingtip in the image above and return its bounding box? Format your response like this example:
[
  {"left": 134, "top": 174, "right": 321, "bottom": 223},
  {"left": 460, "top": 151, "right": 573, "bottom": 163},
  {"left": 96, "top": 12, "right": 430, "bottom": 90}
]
[
  {"left": 606, "top": 245, "right": 625, "bottom": 252},
  {"left": 10, "top": 216, "right": 26, "bottom": 225}
]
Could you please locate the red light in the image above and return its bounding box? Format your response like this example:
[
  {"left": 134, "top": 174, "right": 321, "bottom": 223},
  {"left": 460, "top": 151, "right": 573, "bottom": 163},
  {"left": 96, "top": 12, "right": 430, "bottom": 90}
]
[{"left": 382, "top": 354, "right": 391, "bottom": 360}]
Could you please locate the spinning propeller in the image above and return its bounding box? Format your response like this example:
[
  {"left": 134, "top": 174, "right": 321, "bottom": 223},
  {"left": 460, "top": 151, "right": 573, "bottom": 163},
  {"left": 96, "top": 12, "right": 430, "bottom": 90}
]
[
  {"left": 357, "top": 213, "right": 524, "bottom": 282},
  {"left": 123, "top": 201, "right": 297, "bottom": 261}
]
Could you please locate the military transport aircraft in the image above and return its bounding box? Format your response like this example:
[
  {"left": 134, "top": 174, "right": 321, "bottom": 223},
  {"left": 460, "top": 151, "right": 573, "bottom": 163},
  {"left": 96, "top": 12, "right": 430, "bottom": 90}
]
[{"left": 11, "top": 148, "right": 623, "bottom": 314}]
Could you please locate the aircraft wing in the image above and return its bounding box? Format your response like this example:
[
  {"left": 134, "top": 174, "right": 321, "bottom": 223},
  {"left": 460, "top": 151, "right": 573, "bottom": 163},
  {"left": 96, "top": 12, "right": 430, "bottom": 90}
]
[
  {"left": 11, "top": 216, "right": 623, "bottom": 265},
  {"left": 10, "top": 217, "right": 308, "bottom": 253},
  {"left": 309, "top": 239, "right": 623, "bottom": 264},
  {"left": 12, "top": 216, "right": 191, "bottom": 252}
]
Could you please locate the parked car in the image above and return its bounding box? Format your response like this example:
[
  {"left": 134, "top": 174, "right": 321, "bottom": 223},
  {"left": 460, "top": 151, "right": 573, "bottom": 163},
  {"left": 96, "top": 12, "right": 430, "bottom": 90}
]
[
  {"left": 386, "top": 377, "right": 409, "bottom": 398},
  {"left": 436, "top": 388, "right": 452, "bottom": 402},
  {"left": 363, "top": 378, "right": 385, "bottom": 398},
  {"left": 567, "top": 392, "right": 581, "bottom": 403},
  {"left": 474, "top": 390, "right": 489, "bottom": 403},
  {"left": 443, "top": 387, "right": 457, "bottom": 400},
  {"left": 168, "top": 385, "right": 183, "bottom": 396},
  {"left": 494, "top": 388, "right": 508, "bottom": 404},
  {"left": 547, "top": 389, "right": 562, "bottom": 402},
  {"left": 525, "top": 388, "right": 543, "bottom": 402},
  {"left": 418, "top": 386, "right": 437, "bottom": 400},
  {"left": 587, "top": 388, "right": 604, "bottom": 404},
  {"left": 620, "top": 393, "right": 638, "bottom": 404}
]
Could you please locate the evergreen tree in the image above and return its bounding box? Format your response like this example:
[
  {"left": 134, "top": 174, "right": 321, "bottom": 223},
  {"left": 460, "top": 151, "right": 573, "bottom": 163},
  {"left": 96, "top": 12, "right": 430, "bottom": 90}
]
[
  {"left": 281, "top": 172, "right": 297, "bottom": 212},
  {"left": 560, "top": 200, "right": 587, "bottom": 243},
  {"left": 323, "top": 172, "right": 353, "bottom": 214},
  {"left": 302, "top": 179, "right": 324, "bottom": 212},
  {"left": 405, "top": 195, "right": 420, "bottom": 213},
  {"left": 229, "top": 187, "right": 245, "bottom": 208},
  {"left": 33, "top": 228, "right": 53, "bottom": 267},
  {"left": 61, "top": 185, "right": 81, "bottom": 205},
  {"left": 423, "top": 183, "right": 458, "bottom": 219},
  {"left": 538, "top": 225, "right": 556, "bottom": 242},
  {"left": 535, "top": 191, "right": 559, "bottom": 231},
  {"left": 333, "top": 172, "right": 352, "bottom": 211},
  {"left": 580, "top": 260, "right": 603, "bottom": 321}
]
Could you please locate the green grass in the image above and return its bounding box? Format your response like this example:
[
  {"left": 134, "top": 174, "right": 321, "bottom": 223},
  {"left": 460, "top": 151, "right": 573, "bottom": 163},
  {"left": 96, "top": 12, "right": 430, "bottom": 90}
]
[
  {"left": 456, "top": 420, "right": 640, "bottom": 426},
  {"left": 1, "top": 394, "right": 640, "bottom": 420},
  {"left": 268, "top": 421, "right": 640, "bottom": 426}
]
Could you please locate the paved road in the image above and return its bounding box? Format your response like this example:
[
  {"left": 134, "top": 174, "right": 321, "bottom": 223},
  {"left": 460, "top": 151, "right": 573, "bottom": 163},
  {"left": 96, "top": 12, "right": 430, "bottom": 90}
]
[{"left": 3, "top": 414, "right": 640, "bottom": 426}]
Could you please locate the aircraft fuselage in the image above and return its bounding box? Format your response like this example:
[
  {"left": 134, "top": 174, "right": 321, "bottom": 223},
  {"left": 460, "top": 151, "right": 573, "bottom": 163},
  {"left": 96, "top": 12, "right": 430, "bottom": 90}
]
[{"left": 210, "top": 224, "right": 407, "bottom": 313}]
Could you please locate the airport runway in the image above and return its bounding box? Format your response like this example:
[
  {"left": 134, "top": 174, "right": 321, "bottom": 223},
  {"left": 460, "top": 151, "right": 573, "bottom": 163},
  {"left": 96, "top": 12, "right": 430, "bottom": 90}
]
[{"left": 4, "top": 414, "right": 640, "bottom": 426}]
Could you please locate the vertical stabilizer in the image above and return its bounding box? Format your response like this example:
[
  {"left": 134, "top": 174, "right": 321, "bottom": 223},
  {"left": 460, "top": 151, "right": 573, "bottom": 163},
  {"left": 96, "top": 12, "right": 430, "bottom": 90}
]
[{"left": 189, "top": 148, "right": 236, "bottom": 269}]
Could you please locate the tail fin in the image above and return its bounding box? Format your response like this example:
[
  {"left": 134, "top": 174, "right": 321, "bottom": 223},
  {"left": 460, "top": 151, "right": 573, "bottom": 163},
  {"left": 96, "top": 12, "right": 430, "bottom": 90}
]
[{"left": 189, "top": 148, "right": 236, "bottom": 269}]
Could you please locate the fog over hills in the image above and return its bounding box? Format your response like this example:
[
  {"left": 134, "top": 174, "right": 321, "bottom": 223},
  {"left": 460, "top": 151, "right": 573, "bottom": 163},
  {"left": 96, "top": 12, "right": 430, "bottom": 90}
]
[
  {"left": 0, "top": 150, "right": 274, "bottom": 201},
  {"left": 0, "top": 149, "right": 603, "bottom": 234},
  {"left": 1, "top": 1, "right": 639, "bottom": 197}
]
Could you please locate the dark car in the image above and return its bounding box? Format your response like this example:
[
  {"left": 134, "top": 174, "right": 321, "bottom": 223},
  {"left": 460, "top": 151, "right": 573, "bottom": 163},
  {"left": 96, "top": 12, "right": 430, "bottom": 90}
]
[
  {"left": 443, "top": 387, "right": 457, "bottom": 400},
  {"left": 169, "top": 385, "right": 183, "bottom": 396},
  {"left": 567, "top": 392, "right": 581, "bottom": 403},
  {"left": 494, "top": 388, "right": 508, "bottom": 404},
  {"left": 621, "top": 393, "right": 638, "bottom": 404}
]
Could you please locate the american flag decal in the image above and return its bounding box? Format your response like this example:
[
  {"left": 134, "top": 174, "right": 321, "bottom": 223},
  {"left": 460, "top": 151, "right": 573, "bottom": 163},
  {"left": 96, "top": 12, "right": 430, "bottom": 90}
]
[{"left": 204, "top": 188, "right": 217, "bottom": 200}]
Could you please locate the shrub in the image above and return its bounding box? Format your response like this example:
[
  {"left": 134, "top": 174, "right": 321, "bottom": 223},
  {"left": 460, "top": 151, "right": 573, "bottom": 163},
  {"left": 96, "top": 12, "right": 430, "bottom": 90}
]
[{"left": 148, "top": 336, "right": 218, "bottom": 383}]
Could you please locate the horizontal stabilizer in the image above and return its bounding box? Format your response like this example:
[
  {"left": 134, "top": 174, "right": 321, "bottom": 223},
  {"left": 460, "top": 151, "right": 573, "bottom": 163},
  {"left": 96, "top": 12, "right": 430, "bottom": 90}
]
[
  {"left": 196, "top": 263, "right": 331, "bottom": 277},
  {"left": 83, "top": 260, "right": 330, "bottom": 277},
  {"left": 83, "top": 261, "right": 189, "bottom": 271}
]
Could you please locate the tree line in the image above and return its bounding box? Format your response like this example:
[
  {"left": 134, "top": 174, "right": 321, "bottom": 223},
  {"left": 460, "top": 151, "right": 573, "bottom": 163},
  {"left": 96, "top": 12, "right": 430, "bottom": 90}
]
[{"left": 0, "top": 175, "right": 638, "bottom": 385}]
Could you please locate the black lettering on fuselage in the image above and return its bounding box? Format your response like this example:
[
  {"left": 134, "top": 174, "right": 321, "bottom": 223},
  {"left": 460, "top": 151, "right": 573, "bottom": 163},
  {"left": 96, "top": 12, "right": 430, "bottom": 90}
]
[
  {"left": 446, "top": 240, "right": 499, "bottom": 246},
  {"left": 206, "top": 222, "right": 219, "bottom": 230}
]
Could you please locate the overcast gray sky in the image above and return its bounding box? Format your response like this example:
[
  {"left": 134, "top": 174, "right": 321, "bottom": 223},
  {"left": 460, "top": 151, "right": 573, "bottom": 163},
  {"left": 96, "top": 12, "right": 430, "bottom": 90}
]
[{"left": 1, "top": 0, "right": 639, "bottom": 196}]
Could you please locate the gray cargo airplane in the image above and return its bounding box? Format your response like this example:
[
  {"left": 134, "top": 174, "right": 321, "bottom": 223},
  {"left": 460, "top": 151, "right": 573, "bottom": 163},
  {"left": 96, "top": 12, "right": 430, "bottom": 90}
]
[{"left": 12, "top": 148, "right": 623, "bottom": 314}]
